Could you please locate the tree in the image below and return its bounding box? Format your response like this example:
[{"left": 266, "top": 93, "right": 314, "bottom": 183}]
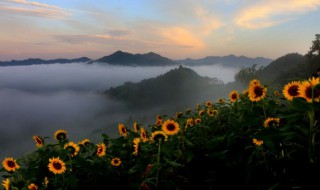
[
  {"left": 307, "top": 34, "right": 320, "bottom": 58},
  {"left": 234, "top": 64, "right": 261, "bottom": 84}
]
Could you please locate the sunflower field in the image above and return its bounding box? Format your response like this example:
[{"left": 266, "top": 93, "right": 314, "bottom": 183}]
[{"left": 2, "top": 77, "right": 320, "bottom": 190}]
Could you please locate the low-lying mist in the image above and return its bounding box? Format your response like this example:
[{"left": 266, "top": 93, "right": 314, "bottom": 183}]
[{"left": 0, "top": 62, "right": 240, "bottom": 161}]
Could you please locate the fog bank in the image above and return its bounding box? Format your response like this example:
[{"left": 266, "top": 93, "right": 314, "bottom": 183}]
[{"left": 0, "top": 62, "right": 240, "bottom": 160}]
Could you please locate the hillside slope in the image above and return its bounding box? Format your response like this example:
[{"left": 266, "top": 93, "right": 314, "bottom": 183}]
[{"left": 105, "top": 66, "right": 227, "bottom": 109}]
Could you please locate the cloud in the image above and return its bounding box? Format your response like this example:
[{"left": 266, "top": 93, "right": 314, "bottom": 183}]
[
  {"left": 0, "top": 0, "right": 69, "bottom": 18},
  {"left": 159, "top": 27, "right": 205, "bottom": 49},
  {"left": 106, "top": 29, "right": 132, "bottom": 37},
  {"left": 53, "top": 33, "right": 152, "bottom": 51},
  {"left": 0, "top": 63, "right": 178, "bottom": 160},
  {"left": 235, "top": 0, "right": 320, "bottom": 29},
  {"left": 194, "top": 7, "right": 224, "bottom": 35}
]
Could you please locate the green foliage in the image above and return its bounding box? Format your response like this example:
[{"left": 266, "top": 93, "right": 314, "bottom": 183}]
[
  {"left": 234, "top": 64, "right": 262, "bottom": 84},
  {"left": 2, "top": 77, "right": 320, "bottom": 190}
]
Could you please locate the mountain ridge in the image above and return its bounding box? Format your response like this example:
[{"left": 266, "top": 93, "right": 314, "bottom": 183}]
[
  {"left": 0, "top": 50, "right": 273, "bottom": 67},
  {"left": 177, "top": 54, "right": 272, "bottom": 68},
  {"left": 91, "top": 51, "right": 273, "bottom": 68},
  {"left": 0, "top": 57, "right": 91, "bottom": 66}
]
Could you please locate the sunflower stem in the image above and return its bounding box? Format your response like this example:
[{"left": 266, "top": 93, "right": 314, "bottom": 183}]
[
  {"left": 308, "top": 85, "right": 317, "bottom": 163},
  {"left": 156, "top": 139, "right": 161, "bottom": 189},
  {"left": 308, "top": 110, "right": 316, "bottom": 163}
]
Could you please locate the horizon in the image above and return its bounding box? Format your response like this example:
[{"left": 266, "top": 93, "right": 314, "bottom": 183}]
[
  {"left": 0, "top": 49, "right": 277, "bottom": 62},
  {"left": 0, "top": 0, "right": 319, "bottom": 61}
]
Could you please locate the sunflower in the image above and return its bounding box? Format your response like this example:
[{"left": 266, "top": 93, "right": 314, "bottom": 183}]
[
  {"left": 206, "top": 109, "right": 216, "bottom": 117},
  {"left": 298, "top": 77, "right": 320, "bottom": 103},
  {"left": 229, "top": 90, "right": 240, "bottom": 102},
  {"left": 140, "top": 128, "right": 148, "bottom": 142},
  {"left": 162, "top": 119, "right": 180, "bottom": 135},
  {"left": 78, "top": 138, "right": 90, "bottom": 147},
  {"left": 118, "top": 123, "right": 128, "bottom": 137},
  {"left": 273, "top": 90, "right": 280, "bottom": 96},
  {"left": 264, "top": 117, "right": 280, "bottom": 128},
  {"left": 96, "top": 143, "right": 106, "bottom": 157},
  {"left": 133, "top": 138, "right": 141, "bottom": 156},
  {"left": 54, "top": 129, "right": 67, "bottom": 141},
  {"left": 32, "top": 135, "right": 44, "bottom": 148},
  {"left": 175, "top": 112, "right": 182, "bottom": 119},
  {"left": 242, "top": 89, "right": 248, "bottom": 95},
  {"left": 2, "top": 178, "right": 10, "bottom": 190},
  {"left": 186, "top": 118, "right": 194, "bottom": 127},
  {"left": 249, "top": 79, "right": 261, "bottom": 87},
  {"left": 150, "top": 130, "right": 168, "bottom": 143},
  {"left": 282, "top": 81, "right": 301, "bottom": 101},
  {"left": 2, "top": 157, "right": 20, "bottom": 172},
  {"left": 43, "top": 177, "right": 49, "bottom": 187},
  {"left": 185, "top": 108, "right": 192, "bottom": 115},
  {"left": 248, "top": 82, "right": 267, "bottom": 102},
  {"left": 133, "top": 122, "right": 139, "bottom": 132},
  {"left": 195, "top": 118, "right": 201, "bottom": 124},
  {"left": 156, "top": 115, "right": 163, "bottom": 121},
  {"left": 28, "top": 183, "right": 38, "bottom": 190},
  {"left": 205, "top": 100, "right": 213, "bottom": 108},
  {"left": 212, "top": 110, "right": 218, "bottom": 116},
  {"left": 63, "top": 142, "right": 80, "bottom": 157},
  {"left": 198, "top": 110, "right": 205, "bottom": 116},
  {"left": 217, "top": 98, "right": 225, "bottom": 104},
  {"left": 48, "top": 157, "right": 66, "bottom": 174},
  {"left": 155, "top": 119, "right": 163, "bottom": 126},
  {"left": 111, "top": 158, "right": 121, "bottom": 167},
  {"left": 252, "top": 138, "right": 263, "bottom": 146}
]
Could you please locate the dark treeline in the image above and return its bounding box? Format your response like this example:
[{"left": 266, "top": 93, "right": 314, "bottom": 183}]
[{"left": 234, "top": 34, "right": 320, "bottom": 89}]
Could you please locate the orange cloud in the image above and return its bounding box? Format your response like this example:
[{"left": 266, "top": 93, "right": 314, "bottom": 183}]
[
  {"left": 235, "top": 0, "right": 320, "bottom": 29},
  {"left": 159, "top": 27, "right": 205, "bottom": 50},
  {"left": 12, "top": 0, "right": 64, "bottom": 10}
]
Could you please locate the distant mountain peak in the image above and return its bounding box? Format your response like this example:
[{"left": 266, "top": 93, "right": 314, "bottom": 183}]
[{"left": 90, "top": 50, "right": 176, "bottom": 66}]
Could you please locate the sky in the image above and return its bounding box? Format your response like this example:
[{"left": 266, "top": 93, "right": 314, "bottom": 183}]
[{"left": 0, "top": 0, "right": 320, "bottom": 61}]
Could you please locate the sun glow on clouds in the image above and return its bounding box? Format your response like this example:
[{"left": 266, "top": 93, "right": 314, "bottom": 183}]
[
  {"left": 159, "top": 27, "right": 205, "bottom": 50},
  {"left": 0, "top": 0, "right": 69, "bottom": 18},
  {"left": 0, "top": 0, "right": 319, "bottom": 60},
  {"left": 235, "top": 0, "right": 320, "bottom": 29}
]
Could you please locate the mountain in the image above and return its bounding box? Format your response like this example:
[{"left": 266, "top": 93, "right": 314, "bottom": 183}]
[
  {"left": 89, "top": 50, "right": 177, "bottom": 66},
  {"left": 256, "top": 53, "right": 307, "bottom": 85},
  {"left": 177, "top": 54, "right": 273, "bottom": 68},
  {"left": 0, "top": 57, "right": 91, "bottom": 66},
  {"left": 1, "top": 51, "right": 273, "bottom": 68},
  {"left": 105, "top": 65, "right": 229, "bottom": 110}
]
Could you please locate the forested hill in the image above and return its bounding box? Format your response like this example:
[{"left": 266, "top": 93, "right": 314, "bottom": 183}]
[
  {"left": 104, "top": 66, "right": 229, "bottom": 110},
  {"left": 233, "top": 34, "right": 320, "bottom": 88},
  {"left": 257, "top": 53, "right": 307, "bottom": 84}
]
